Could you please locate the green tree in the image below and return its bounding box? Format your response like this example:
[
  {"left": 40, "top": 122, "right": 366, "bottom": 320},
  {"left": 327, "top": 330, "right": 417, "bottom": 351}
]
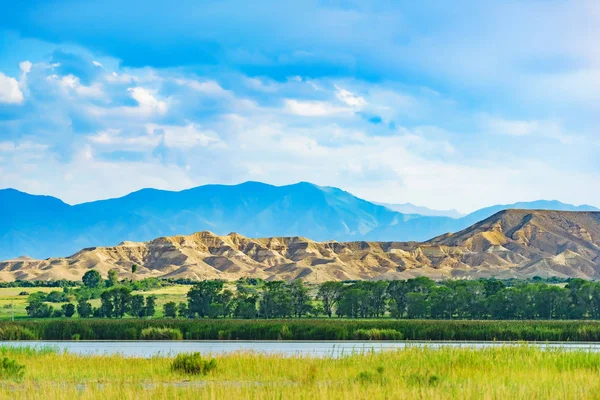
[
  {"left": 26, "top": 297, "right": 53, "bottom": 318},
  {"left": 77, "top": 298, "right": 93, "bottom": 318},
  {"left": 337, "top": 287, "right": 370, "bottom": 318},
  {"left": 163, "top": 301, "right": 177, "bottom": 318},
  {"left": 144, "top": 295, "right": 157, "bottom": 317},
  {"left": 131, "top": 264, "right": 139, "bottom": 281},
  {"left": 388, "top": 280, "right": 409, "bottom": 318},
  {"left": 62, "top": 303, "right": 76, "bottom": 318},
  {"left": 177, "top": 302, "right": 189, "bottom": 318},
  {"left": 406, "top": 292, "right": 429, "bottom": 319},
  {"left": 289, "top": 280, "right": 313, "bottom": 318},
  {"left": 317, "top": 282, "right": 344, "bottom": 317},
  {"left": 82, "top": 270, "right": 102, "bottom": 289},
  {"left": 187, "top": 281, "right": 225, "bottom": 318},
  {"left": 45, "top": 291, "right": 68, "bottom": 303},
  {"left": 259, "top": 281, "right": 293, "bottom": 318},
  {"left": 107, "top": 269, "right": 119, "bottom": 287},
  {"left": 130, "top": 295, "right": 146, "bottom": 317},
  {"left": 99, "top": 287, "right": 131, "bottom": 318}
]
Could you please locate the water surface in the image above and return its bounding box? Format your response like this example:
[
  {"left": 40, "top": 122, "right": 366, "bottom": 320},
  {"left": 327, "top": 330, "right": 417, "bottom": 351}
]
[{"left": 4, "top": 340, "right": 600, "bottom": 358}]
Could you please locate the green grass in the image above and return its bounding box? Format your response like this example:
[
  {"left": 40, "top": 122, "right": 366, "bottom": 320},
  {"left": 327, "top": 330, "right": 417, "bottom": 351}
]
[
  {"left": 0, "top": 345, "right": 599, "bottom": 398},
  {"left": 5, "top": 319, "right": 600, "bottom": 341}
]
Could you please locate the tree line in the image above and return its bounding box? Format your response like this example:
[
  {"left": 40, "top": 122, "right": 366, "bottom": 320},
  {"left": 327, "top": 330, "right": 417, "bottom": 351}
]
[
  {"left": 24, "top": 269, "right": 600, "bottom": 320},
  {"left": 164, "top": 277, "right": 600, "bottom": 320},
  {"left": 26, "top": 269, "right": 158, "bottom": 318}
]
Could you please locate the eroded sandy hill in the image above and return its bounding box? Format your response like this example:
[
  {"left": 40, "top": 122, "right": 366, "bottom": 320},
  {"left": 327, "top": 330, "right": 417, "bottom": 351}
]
[{"left": 1, "top": 210, "right": 599, "bottom": 282}]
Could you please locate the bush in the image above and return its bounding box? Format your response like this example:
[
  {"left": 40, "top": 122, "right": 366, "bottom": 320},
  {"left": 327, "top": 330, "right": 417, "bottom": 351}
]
[
  {"left": 140, "top": 327, "right": 183, "bottom": 340},
  {"left": 354, "top": 328, "right": 403, "bottom": 340},
  {"left": 0, "top": 358, "right": 25, "bottom": 381},
  {"left": 171, "top": 353, "right": 217, "bottom": 375},
  {"left": 0, "top": 326, "right": 38, "bottom": 340},
  {"left": 18, "top": 291, "right": 28, "bottom": 296}
]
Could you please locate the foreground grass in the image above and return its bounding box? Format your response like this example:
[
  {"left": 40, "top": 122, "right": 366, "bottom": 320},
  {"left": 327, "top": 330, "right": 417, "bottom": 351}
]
[{"left": 1, "top": 345, "right": 600, "bottom": 399}]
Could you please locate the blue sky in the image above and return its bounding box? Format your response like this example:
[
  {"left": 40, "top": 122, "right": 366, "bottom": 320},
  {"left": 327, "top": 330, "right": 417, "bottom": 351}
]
[{"left": 0, "top": 0, "right": 598, "bottom": 213}]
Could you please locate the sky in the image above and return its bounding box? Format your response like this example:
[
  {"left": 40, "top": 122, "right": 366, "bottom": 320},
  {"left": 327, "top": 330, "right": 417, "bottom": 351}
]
[{"left": 0, "top": 0, "right": 598, "bottom": 213}]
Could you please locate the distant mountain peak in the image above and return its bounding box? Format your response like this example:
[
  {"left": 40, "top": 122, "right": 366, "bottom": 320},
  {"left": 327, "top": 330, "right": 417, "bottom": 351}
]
[{"left": 1, "top": 182, "right": 597, "bottom": 262}]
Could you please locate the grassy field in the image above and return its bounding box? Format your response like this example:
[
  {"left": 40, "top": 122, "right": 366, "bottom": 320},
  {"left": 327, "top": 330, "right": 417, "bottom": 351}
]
[
  {"left": 0, "top": 285, "right": 192, "bottom": 320},
  {"left": 0, "top": 287, "right": 57, "bottom": 320},
  {"left": 0, "top": 345, "right": 599, "bottom": 399}
]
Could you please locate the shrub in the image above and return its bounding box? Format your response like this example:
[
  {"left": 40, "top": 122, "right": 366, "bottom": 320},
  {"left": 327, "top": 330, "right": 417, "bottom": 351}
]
[
  {"left": 140, "top": 327, "right": 183, "bottom": 340},
  {"left": 18, "top": 291, "right": 28, "bottom": 296},
  {"left": 405, "top": 372, "right": 442, "bottom": 387},
  {"left": 354, "top": 328, "right": 403, "bottom": 340},
  {"left": 278, "top": 324, "right": 293, "bottom": 340},
  {"left": 0, "top": 326, "right": 37, "bottom": 340},
  {"left": 171, "top": 353, "right": 217, "bottom": 375},
  {"left": 0, "top": 358, "right": 25, "bottom": 381}
]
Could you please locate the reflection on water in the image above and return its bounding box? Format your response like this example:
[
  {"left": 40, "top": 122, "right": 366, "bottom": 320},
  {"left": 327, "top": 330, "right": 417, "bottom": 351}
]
[{"left": 3, "top": 340, "right": 600, "bottom": 358}]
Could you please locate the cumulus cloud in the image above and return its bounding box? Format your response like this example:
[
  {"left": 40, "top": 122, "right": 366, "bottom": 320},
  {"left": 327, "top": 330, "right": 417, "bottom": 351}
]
[
  {"left": 0, "top": 72, "right": 24, "bottom": 104},
  {"left": 19, "top": 61, "right": 32, "bottom": 74},
  {"left": 128, "top": 87, "right": 167, "bottom": 114}
]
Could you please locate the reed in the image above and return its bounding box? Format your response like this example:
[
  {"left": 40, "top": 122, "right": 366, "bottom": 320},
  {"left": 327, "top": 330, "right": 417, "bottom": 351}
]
[{"left": 3, "top": 319, "right": 600, "bottom": 341}]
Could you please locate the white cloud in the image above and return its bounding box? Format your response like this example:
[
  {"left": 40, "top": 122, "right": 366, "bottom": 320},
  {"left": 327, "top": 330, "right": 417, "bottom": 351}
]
[
  {"left": 147, "top": 124, "right": 221, "bottom": 148},
  {"left": 0, "top": 72, "right": 24, "bottom": 104},
  {"left": 89, "top": 129, "right": 160, "bottom": 148},
  {"left": 335, "top": 85, "right": 367, "bottom": 108},
  {"left": 128, "top": 87, "right": 167, "bottom": 114},
  {"left": 175, "top": 78, "right": 229, "bottom": 96},
  {"left": 482, "top": 116, "right": 571, "bottom": 142},
  {"left": 284, "top": 99, "right": 350, "bottom": 117},
  {"left": 57, "top": 74, "right": 104, "bottom": 98},
  {"left": 92, "top": 60, "right": 103, "bottom": 67},
  {"left": 19, "top": 61, "right": 32, "bottom": 74}
]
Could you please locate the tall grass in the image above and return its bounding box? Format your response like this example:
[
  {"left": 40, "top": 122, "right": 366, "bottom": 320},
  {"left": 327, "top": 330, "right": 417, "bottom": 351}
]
[
  {"left": 0, "top": 346, "right": 599, "bottom": 398},
  {"left": 3, "top": 319, "right": 600, "bottom": 341}
]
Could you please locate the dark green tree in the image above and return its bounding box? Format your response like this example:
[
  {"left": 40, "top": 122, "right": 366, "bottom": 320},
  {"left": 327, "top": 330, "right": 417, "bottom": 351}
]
[
  {"left": 62, "top": 303, "right": 76, "bottom": 318},
  {"left": 406, "top": 292, "right": 429, "bottom": 319},
  {"left": 317, "top": 281, "right": 344, "bottom": 317},
  {"left": 144, "top": 295, "right": 157, "bottom": 317},
  {"left": 163, "top": 301, "right": 177, "bottom": 318},
  {"left": 130, "top": 295, "right": 146, "bottom": 317},
  {"left": 82, "top": 270, "right": 102, "bottom": 289},
  {"left": 177, "top": 302, "right": 189, "bottom": 318},
  {"left": 77, "top": 298, "right": 93, "bottom": 318}
]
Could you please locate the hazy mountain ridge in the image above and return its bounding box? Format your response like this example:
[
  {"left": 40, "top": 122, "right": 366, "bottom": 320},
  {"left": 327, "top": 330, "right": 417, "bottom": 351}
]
[
  {"left": 375, "top": 202, "right": 464, "bottom": 218},
  {"left": 0, "top": 182, "right": 597, "bottom": 261},
  {"left": 1, "top": 210, "right": 598, "bottom": 282}
]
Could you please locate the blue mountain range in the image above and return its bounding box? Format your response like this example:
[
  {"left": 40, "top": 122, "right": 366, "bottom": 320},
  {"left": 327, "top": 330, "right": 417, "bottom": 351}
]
[{"left": 0, "top": 182, "right": 597, "bottom": 260}]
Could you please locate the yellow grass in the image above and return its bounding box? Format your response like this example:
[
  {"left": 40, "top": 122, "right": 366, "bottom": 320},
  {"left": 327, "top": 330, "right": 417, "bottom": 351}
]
[{"left": 1, "top": 346, "right": 600, "bottom": 399}]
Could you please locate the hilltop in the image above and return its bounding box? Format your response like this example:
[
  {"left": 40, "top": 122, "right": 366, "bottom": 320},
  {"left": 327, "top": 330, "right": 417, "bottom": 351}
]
[{"left": 1, "top": 210, "right": 598, "bottom": 282}]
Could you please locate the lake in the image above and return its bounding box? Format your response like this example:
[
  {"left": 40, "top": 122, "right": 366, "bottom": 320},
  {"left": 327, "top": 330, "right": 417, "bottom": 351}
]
[{"left": 3, "top": 340, "right": 600, "bottom": 358}]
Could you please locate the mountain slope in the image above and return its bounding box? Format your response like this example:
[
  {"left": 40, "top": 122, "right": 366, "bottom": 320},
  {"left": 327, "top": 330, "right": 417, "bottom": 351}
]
[
  {"left": 0, "top": 182, "right": 427, "bottom": 260},
  {"left": 2, "top": 210, "right": 598, "bottom": 282},
  {"left": 1, "top": 183, "right": 597, "bottom": 261}
]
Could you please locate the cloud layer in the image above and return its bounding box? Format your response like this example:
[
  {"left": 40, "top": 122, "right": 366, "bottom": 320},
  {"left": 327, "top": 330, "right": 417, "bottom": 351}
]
[{"left": 0, "top": 1, "right": 598, "bottom": 213}]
